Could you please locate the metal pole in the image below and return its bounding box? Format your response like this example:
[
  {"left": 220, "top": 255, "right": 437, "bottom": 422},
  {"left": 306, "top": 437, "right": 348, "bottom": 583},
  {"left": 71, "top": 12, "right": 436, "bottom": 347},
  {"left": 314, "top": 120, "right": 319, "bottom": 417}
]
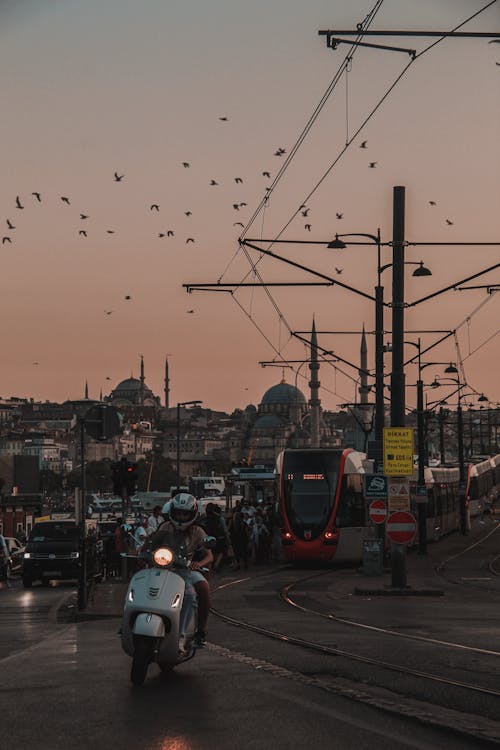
[
  {"left": 457, "top": 396, "right": 467, "bottom": 535},
  {"left": 439, "top": 408, "right": 446, "bottom": 465},
  {"left": 390, "top": 186, "right": 407, "bottom": 587},
  {"left": 77, "top": 420, "right": 87, "bottom": 611},
  {"left": 469, "top": 408, "right": 474, "bottom": 457},
  {"left": 176, "top": 403, "right": 181, "bottom": 491},
  {"left": 417, "top": 374, "right": 427, "bottom": 554},
  {"left": 391, "top": 186, "right": 406, "bottom": 426},
  {"left": 374, "top": 230, "right": 385, "bottom": 467}
]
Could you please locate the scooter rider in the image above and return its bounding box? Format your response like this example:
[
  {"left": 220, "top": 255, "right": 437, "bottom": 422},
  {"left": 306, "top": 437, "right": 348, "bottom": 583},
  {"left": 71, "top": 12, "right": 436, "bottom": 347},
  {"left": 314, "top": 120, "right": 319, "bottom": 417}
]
[{"left": 150, "top": 493, "right": 213, "bottom": 646}]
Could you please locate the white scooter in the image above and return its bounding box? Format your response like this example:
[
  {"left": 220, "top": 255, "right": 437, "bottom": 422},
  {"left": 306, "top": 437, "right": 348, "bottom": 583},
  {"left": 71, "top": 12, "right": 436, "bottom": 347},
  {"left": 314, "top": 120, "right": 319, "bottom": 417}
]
[{"left": 121, "top": 539, "right": 213, "bottom": 685}]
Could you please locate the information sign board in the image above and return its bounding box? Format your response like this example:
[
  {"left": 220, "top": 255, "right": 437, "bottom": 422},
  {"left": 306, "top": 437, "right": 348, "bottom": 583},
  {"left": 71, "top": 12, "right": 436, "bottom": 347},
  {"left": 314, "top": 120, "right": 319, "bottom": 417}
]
[
  {"left": 383, "top": 428, "right": 414, "bottom": 476},
  {"left": 364, "top": 474, "right": 388, "bottom": 500},
  {"left": 387, "top": 477, "right": 410, "bottom": 512}
]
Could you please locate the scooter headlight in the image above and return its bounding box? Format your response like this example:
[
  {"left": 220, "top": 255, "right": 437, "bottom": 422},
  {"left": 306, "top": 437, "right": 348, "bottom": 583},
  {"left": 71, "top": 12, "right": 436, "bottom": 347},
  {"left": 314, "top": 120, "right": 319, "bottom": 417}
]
[{"left": 153, "top": 547, "right": 174, "bottom": 567}]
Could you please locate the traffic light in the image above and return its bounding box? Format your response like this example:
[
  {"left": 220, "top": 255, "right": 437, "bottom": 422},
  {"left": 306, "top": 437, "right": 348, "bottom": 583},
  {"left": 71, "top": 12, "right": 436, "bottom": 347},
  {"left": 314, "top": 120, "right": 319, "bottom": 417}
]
[
  {"left": 125, "top": 462, "right": 138, "bottom": 496},
  {"left": 111, "top": 462, "right": 122, "bottom": 496}
]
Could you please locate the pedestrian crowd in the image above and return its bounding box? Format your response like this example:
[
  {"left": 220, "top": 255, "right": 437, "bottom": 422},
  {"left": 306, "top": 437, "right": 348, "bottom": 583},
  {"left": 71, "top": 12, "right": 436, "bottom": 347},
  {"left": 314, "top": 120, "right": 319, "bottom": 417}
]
[{"left": 103, "top": 498, "right": 280, "bottom": 578}]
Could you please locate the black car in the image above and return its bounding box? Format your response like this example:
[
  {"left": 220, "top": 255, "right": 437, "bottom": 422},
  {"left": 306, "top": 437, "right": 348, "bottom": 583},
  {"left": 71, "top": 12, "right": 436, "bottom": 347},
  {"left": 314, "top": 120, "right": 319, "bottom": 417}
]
[{"left": 22, "top": 521, "right": 102, "bottom": 588}]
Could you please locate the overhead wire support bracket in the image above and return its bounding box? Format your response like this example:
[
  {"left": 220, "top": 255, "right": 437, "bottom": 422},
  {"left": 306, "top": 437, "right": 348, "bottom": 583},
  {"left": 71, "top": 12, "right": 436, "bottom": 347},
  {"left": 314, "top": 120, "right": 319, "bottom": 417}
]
[
  {"left": 325, "top": 35, "right": 416, "bottom": 58},
  {"left": 318, "top": 29, "right": 500, "bottom": 39}
]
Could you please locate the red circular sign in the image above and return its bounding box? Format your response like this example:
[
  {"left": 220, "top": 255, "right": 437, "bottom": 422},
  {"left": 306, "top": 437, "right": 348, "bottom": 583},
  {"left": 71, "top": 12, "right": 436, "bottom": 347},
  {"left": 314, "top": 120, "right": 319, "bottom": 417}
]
[
  {"left": 386, "top": 511, "right": 417, "bottom": 544},
  {"left": 369, "top": 500, "right": 387, "bottom": 525}
]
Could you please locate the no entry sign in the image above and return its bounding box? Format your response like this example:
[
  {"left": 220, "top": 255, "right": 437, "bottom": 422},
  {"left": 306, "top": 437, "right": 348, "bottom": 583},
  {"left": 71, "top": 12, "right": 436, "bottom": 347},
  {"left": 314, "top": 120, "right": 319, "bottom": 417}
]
[
  {"left": 386, "top": 511, "right": 417, "bottom": 545},
  {"left": 369, "top": 500, "right": 387, "bottom": 525}
]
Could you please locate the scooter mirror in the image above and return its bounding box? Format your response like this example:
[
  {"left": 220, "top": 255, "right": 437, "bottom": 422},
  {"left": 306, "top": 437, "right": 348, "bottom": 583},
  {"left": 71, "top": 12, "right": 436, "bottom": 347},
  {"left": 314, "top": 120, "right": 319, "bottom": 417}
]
[{"left": 203, "top": 536, "right": 217, "bottom": 549}]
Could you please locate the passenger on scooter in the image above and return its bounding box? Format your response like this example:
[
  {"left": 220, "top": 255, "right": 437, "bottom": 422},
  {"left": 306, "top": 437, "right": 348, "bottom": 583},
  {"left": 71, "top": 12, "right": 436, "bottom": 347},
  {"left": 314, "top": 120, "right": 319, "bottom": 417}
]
[{"left": 150, "top": 493, "right": 213, "bottom": 646}]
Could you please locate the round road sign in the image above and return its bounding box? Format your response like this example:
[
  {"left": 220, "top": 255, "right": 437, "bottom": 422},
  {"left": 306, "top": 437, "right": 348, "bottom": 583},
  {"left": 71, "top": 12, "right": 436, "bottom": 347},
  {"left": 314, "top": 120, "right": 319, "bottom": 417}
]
[
  {"left": 386, "top": 511, "right": 417, "bottom": 545},
  {"left": 369, "top": 499, "right": 387, "bottom": 525}
]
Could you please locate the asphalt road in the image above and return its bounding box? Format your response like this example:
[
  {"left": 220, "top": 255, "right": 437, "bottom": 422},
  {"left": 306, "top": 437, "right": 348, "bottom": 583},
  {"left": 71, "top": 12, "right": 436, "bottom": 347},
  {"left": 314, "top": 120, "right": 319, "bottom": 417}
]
[{"left": 0, "top": 580, "right": 493, "bottom": 750}]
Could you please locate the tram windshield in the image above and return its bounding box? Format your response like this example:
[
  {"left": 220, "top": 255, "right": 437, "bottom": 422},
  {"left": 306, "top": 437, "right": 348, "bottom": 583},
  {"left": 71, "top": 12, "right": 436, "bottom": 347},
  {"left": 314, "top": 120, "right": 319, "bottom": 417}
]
[{"left": 282, "top": 451, "right": 340, "bottom": 538}]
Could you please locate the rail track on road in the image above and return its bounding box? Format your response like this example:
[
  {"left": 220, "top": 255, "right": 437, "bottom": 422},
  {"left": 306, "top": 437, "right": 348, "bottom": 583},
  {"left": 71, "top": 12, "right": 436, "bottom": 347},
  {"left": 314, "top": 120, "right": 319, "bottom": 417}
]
[{"left": 209, "top": 525, "right": 500, "bottom": 743}]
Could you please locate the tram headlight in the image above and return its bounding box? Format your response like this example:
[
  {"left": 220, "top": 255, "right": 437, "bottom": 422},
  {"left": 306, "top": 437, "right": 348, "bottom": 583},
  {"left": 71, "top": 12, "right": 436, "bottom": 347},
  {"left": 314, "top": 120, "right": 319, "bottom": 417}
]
[{"left": 324, "top": 531, "right": 334, "bottom": 540}]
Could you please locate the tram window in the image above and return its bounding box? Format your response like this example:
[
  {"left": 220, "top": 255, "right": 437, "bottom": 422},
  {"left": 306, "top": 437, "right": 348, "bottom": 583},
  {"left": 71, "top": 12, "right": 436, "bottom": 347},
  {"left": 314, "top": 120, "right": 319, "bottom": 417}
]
[{"left": 335, "top": 476, "right": 366, "bottom": 527}]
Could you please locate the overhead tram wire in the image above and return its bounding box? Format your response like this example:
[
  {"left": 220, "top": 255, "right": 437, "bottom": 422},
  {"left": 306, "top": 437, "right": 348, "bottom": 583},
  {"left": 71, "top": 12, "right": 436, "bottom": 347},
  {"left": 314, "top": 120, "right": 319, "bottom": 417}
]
[
  {"left": 464, "top": 328, "right": 500, "bottom": 361},
  {"left": 218, "top": 1, "right": 497, "bottom": 406},
  {"left": 236, "top": 0, "right": 386, "bottom": 245}
]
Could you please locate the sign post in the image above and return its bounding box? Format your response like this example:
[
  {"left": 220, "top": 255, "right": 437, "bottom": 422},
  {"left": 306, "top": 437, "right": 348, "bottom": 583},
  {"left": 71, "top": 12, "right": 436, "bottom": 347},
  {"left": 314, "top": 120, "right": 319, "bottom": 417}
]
[{"left": 383, "top": 428, "right": 414, "bottom": 476}]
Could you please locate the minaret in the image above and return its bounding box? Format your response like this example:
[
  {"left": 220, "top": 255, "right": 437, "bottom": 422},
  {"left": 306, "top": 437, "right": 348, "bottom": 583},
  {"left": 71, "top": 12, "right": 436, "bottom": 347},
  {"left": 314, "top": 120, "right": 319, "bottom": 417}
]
[
  {"left": 359, "top": 324, "right": 370, "bottom": 405},
  {"left": 164, "top": 356, "right": 170, "bottom": 409},
  {"left": 84, "top": 381, "right": 89, "bottom": 400},
  {"left": 99, "top": 387, "right": 103, "bottom": 402},
  {"left": 139, "top": 355, "right": 145, "bottom": 406},
  {"left": 308, "top": 317, "right": 321, "bottom": 448}
]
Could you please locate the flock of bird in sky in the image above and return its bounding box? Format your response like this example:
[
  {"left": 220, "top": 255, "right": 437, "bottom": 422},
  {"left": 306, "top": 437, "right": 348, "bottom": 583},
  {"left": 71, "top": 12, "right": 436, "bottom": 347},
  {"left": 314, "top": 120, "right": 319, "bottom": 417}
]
[{"left": 2, "top": 116, "right": 461, "bottom": 325}]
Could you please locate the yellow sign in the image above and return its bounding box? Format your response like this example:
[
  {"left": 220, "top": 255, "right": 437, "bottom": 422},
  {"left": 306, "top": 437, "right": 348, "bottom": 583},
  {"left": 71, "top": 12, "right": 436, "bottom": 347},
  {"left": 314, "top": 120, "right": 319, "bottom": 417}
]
[
  {"left": 383, "top": 428, "right": 414, "bottom": 476},
  {"left": 34, "top": 515, "right": 51, "bottom": 524}
]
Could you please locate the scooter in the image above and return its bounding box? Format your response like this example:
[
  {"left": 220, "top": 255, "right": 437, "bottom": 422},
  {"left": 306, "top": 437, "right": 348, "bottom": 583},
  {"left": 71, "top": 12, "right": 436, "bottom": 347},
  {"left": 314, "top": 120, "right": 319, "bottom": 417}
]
[{"left": 121, "top": 540, "right": 213, "bottom": 685}]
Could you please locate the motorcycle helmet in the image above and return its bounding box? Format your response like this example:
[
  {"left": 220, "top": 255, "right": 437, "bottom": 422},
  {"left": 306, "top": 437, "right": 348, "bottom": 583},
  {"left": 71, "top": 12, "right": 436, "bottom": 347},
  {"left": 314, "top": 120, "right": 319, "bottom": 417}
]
[{"left": 169, "top": 493, "right": 199, "bottom": 530}]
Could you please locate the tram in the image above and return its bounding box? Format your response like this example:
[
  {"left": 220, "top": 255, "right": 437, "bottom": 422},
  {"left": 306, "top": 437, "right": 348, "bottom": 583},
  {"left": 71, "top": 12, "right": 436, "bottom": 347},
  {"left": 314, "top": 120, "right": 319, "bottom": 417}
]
[{"left": 275, "top": 448, "right": 369, "bottom": 563}]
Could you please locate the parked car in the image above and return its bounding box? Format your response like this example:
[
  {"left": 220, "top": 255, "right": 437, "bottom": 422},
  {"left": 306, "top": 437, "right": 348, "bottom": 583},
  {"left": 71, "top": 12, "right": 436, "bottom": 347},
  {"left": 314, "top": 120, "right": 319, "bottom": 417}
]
[{"left": 22, "top": 521, "right": 103, "bottom": 588}]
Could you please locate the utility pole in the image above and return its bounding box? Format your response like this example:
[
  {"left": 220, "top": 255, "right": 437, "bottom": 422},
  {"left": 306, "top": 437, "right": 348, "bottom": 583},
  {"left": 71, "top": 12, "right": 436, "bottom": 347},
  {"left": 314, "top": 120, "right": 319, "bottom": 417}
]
[{"left": 390, "top": 186, "right": 408, "bottom": 587}]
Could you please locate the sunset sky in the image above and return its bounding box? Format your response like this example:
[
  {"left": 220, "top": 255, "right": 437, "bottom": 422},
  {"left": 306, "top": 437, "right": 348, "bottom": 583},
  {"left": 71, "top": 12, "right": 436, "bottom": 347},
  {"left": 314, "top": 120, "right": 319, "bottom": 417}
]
[{"left": 1, "top": 0, "right": 499, "bottom": 413}]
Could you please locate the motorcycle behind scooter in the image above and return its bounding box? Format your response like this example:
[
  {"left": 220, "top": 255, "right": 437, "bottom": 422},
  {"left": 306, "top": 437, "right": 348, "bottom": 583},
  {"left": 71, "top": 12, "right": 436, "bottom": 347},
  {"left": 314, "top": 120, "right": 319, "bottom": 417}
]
[{"left": 121, "top": 537, "right": 215, "bottom": 685}]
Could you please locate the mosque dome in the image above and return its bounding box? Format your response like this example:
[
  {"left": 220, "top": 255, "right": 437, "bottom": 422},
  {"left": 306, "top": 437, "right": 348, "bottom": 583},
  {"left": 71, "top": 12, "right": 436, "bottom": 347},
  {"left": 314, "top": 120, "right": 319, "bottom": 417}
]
[
  {"left": 115, "top": 378, "right": 142, "bottom": 393},
  {"left": 253, "top": 414, "right": 287, "bottom": 429},
  {"left": 261, "top": 382, "right": 306, "bottom": 407}
]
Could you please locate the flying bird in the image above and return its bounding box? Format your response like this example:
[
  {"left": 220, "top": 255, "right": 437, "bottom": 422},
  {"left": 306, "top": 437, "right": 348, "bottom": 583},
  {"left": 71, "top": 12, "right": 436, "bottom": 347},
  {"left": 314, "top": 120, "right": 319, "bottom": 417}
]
[
  {"left": 219, "top": 116, "right": 228, "bottom": 121},
  {"left": 488, "top": 39, "right": 500, "bottom": 43},
  {"left": 182, "top": 162, "right": 190, "bottom": 168},
  {"left": 496, "top": 62, "right": 500, "bottom": 65},
  {"left": 186, "top": 238, "right": 195, "bottom": 243},
  {"left": 79, "top": 230, "right": 87, "bottom": 237},
  {"left": 167, "top": 230, "right": 174, "bottom": 237},
  {"left": 428, "top": 201, "right": 437, "bottom": 206},
  {"left": 6, "top": 220, "right": 15, "bottom": 230},
  {"left": 184, "top": 211, "right": 192, "bottom": 216},
  {"left": 186, "top": 309, "right": 194, "bottom": 313},
  {"left": 233, "top": 204, "right": 240, "bottom": 211},
  {"left": 80, "top": 213, "right": 89, "bottom": 220},
  {"left": 106, "top": 230, "right": 115, "bottom": 234},
  {"left": 150, "top": 204, "right": 159, "bottom": 212},
  {"left": 301, "top": 209, "right": 309, "bottom": 217},
  {"left": 61, "top": 196, "right": 71, "bottom": 204},
  {"left": 114, "top": 172, "right": 124, "bottom": 181},
  {"left": 31, "top": 192, "right": 42, "bottom": 202},
  {"left": 336, "top": 212, "right": 343, "bottom": 220},
  {"left": 104, "top": 310, "right": 113, "bottom": 315},
  {"left": 233, "top": 222, "right": 244, "bottom": 227},
  {"left": 274, "top": 148, "right": 285, "bottom": 156},
  {"left": 2, "top": 236, "right": 11, "bottom": 244},
  {"left": 360, "top": 141, "right": 368, "bottom": 148},
  {"left": 32, "top": 362, "right": 39, "bottom": 366},
  {"left": 335, "top": 267, "right": 343, "bottom": 274},
  {"left": 262, "top": 171, "right": 271, "bottom": 178},
  {"left": 15, "top": 196, "right": 24, "bottom": 209},
  {"left": 210, "top": 180, "right": 218, "bottom": 186},
  {"left": 304, "top": 224, "right": 311, "bottom": 232},
  {"left": 106, "top": 376, "right": 111, "bottom": 380},
  {"left": 446, "top": 219, "right": 454, "bottom": 225},
  {"left": 369, "top": 162, "right": 377, "bottom": 168},
  {"left": 239, "top": 202, "right": 247, "bottom": 207},
  {"left": 234, "top": 177, "right": 243, "bottom": 184},
  {"left": 124, "top": 295, "right": 132, "bottom": 300}
]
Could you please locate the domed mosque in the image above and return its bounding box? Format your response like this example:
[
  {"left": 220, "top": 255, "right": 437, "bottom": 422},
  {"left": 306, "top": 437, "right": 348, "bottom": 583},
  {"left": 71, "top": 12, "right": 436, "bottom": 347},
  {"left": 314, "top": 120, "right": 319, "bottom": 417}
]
[{"left": 106, "top": 356, "right": 165, "bottom": 423}]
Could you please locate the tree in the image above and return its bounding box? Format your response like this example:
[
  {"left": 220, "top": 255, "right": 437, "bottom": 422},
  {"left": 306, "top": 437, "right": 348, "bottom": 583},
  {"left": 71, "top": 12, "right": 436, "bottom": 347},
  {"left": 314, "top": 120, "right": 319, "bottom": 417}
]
[{"left": 136, "top": 452, "right": 177, "bottom": 492}]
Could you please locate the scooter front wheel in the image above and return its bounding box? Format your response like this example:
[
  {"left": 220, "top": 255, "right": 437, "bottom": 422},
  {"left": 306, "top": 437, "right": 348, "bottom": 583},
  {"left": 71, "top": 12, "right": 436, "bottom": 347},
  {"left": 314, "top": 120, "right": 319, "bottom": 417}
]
[{"left": 131, "top": 636, "right": 155, "bottom": 686}]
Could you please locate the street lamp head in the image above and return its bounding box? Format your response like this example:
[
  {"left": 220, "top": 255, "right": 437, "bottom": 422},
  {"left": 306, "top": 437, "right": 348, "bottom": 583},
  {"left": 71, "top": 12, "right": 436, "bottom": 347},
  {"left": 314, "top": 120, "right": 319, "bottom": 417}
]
[
  {"left": 327, "top": 235, "right": 347, "bottom": 249},
  {"left": 444, "top": 363, "right": 458, "bottom": 374},
  {"left": 412, "top": 261, "right": 432, "bottom": 277},
  {"left": 478, "top": 393, "right": 488, "bottom": 402}
]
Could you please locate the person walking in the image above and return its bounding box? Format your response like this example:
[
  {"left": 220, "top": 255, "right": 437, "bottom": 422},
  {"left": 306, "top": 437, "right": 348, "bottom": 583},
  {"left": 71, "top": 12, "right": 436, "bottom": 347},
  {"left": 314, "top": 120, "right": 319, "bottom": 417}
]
[
  {"left": 0, "top": 533, "right": 11, "bottom": 590},
  {"left": 228, "top": 509, "right": 249, "bottom": 570},
  {"left": 147, "top": 506, "right": 164, "bottom": 534}
]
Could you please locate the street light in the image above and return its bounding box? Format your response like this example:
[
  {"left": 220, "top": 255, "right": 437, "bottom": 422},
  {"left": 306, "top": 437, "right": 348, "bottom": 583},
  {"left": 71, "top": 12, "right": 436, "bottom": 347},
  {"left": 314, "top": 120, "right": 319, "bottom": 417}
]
[{"left": 176, "top": 400, "right": 202, "bottom": 492}]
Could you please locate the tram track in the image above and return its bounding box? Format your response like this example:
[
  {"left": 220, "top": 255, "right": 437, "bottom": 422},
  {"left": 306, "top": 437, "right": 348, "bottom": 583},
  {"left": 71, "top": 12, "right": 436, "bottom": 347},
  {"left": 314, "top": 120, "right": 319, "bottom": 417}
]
[{"left": 209, "top": 522, "right": 500, "bottom": 740}]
